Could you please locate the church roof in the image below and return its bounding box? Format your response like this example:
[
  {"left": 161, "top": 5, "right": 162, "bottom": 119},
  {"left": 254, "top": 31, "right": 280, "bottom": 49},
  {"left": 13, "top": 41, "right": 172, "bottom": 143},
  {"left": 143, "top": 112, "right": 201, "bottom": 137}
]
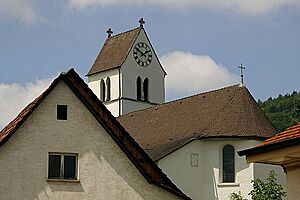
[
  {"left": 87, "top": 27, "right": 141, "bottom": 76},
  {"left": 0, "top": 69, "right": 190, "bottom": 200},
  {"left": 117, "top": 85, "right": 277, "bottom": 161}
]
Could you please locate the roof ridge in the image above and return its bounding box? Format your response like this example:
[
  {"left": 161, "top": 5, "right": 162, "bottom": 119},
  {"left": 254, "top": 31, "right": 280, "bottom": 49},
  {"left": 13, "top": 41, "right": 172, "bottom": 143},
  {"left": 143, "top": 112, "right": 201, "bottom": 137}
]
[
  {"left": 119, "top": 84, "right": 241, "bottom": 117},
  {"left": 108, "top": 26, "right": 141, "bottom": 39}
]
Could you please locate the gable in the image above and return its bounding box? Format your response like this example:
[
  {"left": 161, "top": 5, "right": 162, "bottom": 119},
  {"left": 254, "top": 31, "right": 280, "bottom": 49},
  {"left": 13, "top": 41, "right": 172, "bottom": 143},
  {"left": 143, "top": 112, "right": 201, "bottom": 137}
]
[
  {"left": 0, "top": 81, "right": 179, "bottom": 199},
  {"left": 87, "top": 27, "right": 166, "bottom": 76},
  {"left": 121, "top": 28, "right": 166, "bottom": 75},
  {"left": 0, "top": 69, "right": 189, "bottom": 199}
]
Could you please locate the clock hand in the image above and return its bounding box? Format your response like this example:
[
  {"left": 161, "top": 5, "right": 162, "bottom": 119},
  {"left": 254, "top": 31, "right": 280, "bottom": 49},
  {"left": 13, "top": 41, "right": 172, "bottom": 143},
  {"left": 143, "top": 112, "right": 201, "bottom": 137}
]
[
  {"left": 135, "top": 47, "right": 143, "bottom": 55},
  {"left": 141, "top": 50, "right": 151, "bottom": 57}
]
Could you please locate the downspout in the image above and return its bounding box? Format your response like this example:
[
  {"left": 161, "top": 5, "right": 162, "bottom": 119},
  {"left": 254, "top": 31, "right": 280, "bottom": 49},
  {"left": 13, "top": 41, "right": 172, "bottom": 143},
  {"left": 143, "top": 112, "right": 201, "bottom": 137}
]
[{"left": 118, "top": 67, "right": 121, "bottom": 116}]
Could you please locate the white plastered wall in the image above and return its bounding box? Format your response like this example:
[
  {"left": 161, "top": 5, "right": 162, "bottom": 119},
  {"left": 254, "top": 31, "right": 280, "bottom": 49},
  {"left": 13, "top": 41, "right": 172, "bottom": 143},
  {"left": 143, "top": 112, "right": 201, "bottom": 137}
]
[
  {"left": 0, "top": 81, "right": 182, "bottom": 200},
  {"left": 158, "top": 138, "right": 286, "bottom": 200},
  {"left": 88, "top": 68, "right": 120, "bottom": 116}
]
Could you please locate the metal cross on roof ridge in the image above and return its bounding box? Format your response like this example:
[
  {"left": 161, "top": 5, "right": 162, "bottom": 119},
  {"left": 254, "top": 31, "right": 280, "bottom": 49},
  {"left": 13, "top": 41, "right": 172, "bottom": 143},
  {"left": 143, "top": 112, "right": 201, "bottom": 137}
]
[
  {"left": 139, "top": 18, "right": 145, "bottom": 27},
  {"left": 238, "top": 63, "right": 246, "bottom": 85},
  {"left": 106, "top": 28, "right": 113, "bottom": 38}
]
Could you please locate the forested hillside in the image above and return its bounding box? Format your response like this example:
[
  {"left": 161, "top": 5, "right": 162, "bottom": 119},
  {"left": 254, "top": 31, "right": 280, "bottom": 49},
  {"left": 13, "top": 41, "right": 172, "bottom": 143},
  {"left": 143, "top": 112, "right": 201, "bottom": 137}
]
[{"left": 258, "top": 91, "right": 300, "bottom": 132}]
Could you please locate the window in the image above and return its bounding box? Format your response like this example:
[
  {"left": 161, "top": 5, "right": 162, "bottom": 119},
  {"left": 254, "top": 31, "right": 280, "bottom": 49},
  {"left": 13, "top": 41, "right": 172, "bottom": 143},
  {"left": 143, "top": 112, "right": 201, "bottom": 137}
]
[
  {"left": 137, "top": 76, "right": 142, "bottom": 101},
  {"left": 106, "top": 77, "right": 111, "bottom": 101},
  {"left": 100, "top": 79, "right": 105, "bottom": 102},
  {"left": 57, "top": 105, "right": 67, "bottom": 120},
  {"left": 48, "top": 153, "right": 78, "bottom": 180},
  {"left": 190, "top": 153, "right": 199, "bottom": 167},
  {"left": 143, "top": 78, "right": 149, "bottom": 101},
  {"left": 223, "top": 145, "right": 235, "bottom": 183}
]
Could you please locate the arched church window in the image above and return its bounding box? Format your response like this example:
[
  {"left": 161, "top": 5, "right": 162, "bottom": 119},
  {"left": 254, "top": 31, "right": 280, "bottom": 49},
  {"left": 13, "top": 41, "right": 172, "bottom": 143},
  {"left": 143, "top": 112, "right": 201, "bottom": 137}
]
[
  {"left": 137, "top": 77, "right": 142, "bottom": 101},
  {"left": 100, "top": 79, "right": 105, "bottom": 102},
  {"left": 144, "top": 78, "right": 149, "bottom": 101},
  {"left": 223, "top": 145, "right": 235, "bottom": 183},
  {"left": 106, "top": 77, "right": 111, "bottom": 101}
]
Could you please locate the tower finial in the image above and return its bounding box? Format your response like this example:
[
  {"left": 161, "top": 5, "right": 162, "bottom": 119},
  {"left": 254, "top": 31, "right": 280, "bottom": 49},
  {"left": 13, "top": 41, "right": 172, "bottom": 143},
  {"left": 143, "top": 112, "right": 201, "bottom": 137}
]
[
  {"left": 106, "top": 28, "right": 113, "bottom": 38},
  {"left": 139, "top": 18, "right": 145, "bottom": 27},
  {"left": 238, "top": 63, "right": 246, "bottom": 85}
]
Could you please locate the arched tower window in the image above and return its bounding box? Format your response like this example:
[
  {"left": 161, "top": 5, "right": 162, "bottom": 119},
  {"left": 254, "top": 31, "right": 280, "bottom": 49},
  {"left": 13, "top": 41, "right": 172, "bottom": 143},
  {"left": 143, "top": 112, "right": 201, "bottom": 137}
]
[
  {"left": 137, "top": 77, "right": 142, "bottom": 101},
  {"left": 100, "top": 79, "right": 105, "bottom": 102},
  {"left": 106, "top": 77, "right": 111, "bottom": 101},
  {"left": 144, "top": 78, "right": 149, "bottom": 102},
  {"left": 223, "top": 145, "right": 235, "bottom": 183}
]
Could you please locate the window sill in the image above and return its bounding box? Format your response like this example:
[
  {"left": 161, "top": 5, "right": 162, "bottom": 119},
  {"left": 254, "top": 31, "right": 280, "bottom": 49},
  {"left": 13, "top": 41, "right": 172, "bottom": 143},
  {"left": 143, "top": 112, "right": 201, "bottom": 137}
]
[
  {"left": 47, "top": 179, "right": 80, "bottom": 183},
  {"left": 217, "top": 182, "right": 240, "bottom": 187}
]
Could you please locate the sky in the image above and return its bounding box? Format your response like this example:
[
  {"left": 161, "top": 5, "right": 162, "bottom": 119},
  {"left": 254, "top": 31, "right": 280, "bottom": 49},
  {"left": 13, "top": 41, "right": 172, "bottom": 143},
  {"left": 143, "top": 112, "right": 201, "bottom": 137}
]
[{"left": 0, "top": 0, "right": 300, "bottom": 128}]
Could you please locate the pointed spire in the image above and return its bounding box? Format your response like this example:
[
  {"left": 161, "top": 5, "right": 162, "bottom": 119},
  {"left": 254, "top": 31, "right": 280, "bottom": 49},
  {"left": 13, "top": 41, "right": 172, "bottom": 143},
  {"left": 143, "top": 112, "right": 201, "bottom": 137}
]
[
  {"left": 139, "top": 18, "right": 145, "bottom": 27},
  {"left": 106, "top": 28, "right": 113, "bottom": 38}
]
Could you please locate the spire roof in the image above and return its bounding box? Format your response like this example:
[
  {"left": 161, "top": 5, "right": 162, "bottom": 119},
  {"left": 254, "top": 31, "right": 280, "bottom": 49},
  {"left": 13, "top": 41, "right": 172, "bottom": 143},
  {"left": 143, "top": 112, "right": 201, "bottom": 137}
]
[{"left": 87, "top": 27, "right": 141, "bottom": 76}]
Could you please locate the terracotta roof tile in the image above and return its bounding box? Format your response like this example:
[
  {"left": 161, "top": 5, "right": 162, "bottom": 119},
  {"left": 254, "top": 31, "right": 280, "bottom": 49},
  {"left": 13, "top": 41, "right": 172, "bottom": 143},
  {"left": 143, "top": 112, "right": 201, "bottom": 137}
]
[
  {"left": 118, "top": 85, "right": 277, "bottom": 161},
  {"left": 256, "top": 123, "right": 300, "bottom": 147},
  {"left": 87, "top": 27, "right": 141, "bottom": 75}
]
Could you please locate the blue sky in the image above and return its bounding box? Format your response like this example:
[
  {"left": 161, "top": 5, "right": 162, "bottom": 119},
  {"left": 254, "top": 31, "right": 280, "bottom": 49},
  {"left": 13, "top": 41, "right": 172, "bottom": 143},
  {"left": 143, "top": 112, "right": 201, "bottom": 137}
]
[{"left": 0, "top": 0, "right": 300, "bottom": 127}]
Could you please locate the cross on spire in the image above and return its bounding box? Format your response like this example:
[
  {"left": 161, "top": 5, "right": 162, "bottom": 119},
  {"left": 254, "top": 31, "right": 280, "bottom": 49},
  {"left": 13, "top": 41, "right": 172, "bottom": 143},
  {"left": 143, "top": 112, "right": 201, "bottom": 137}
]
[
  {"left": 139, "top": 18, "right": 145, "bottom": 27},
  {"left": 238, "top": 63, "right": 246, "bottom": 85},
  {"left": 106, "top": 28, "right": 113, "bottom": 38}
]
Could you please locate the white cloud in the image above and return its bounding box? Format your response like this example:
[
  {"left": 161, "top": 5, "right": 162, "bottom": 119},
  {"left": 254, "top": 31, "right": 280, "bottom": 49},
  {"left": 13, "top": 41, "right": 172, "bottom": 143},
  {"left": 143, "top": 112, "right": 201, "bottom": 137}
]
[
  {"left": 161, "top": 51, "right": 239, "bottom": 100},
  {"left": 68, "top": 0, "right": 300, "bottom": 15},
  {"left": 0, "top": 0, "right": 39, "bottom": 24},
  {"left": 0, "top": 77, "right": 53, "bottom": 129}
]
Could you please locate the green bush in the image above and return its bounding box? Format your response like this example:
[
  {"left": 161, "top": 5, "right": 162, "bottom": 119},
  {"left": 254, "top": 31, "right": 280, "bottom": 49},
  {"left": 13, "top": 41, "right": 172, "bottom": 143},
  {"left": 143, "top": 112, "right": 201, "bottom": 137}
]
[{"left": 229, "top": 170, "right": 286, "bottom": 200}]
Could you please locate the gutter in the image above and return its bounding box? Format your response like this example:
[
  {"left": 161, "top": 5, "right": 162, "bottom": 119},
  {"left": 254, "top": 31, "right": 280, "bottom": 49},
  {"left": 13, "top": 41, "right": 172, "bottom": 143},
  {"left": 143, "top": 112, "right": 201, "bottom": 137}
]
[{"left": 238, "top": 137, "right": 300, "bottom": 157}]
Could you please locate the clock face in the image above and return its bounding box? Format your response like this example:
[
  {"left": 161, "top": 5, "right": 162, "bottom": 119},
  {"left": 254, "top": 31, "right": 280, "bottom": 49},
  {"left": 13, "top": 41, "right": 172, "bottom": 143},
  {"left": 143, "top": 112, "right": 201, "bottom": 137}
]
[{"left": 133, "top": 42, "right": 152, "bottom": 67}]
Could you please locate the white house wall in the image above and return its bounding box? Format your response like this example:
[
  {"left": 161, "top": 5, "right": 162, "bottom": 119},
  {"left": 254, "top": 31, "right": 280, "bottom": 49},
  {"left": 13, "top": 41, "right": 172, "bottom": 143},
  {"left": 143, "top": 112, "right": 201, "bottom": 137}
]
[
  {"left": 157, "top": 138, "right": 286, "bottom": 200},
  {"left": 88, "top": 68, "right": 120, "bottom": 116},
  {"left": 253, "top": 163, "right": 286, "bottom": 192},
  {"left": 121, "top": 99, "right": 155, "bottom": 115},
  {"left": 0, "top": 81, "right": 181, "bottom": 200}
]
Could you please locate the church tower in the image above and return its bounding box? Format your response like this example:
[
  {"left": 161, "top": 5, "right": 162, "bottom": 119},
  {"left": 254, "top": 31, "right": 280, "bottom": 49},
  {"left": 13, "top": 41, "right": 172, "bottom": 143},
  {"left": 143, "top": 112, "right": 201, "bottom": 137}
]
[{"left": 87, "top": 19, "right": 166, "bottom": 117}]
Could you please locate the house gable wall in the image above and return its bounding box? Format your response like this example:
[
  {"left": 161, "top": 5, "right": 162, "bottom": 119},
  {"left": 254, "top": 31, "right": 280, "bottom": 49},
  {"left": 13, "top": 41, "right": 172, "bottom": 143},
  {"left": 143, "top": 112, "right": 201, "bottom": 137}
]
[{"left": 0, "top": 81, "right": 180, "bottom": 200}]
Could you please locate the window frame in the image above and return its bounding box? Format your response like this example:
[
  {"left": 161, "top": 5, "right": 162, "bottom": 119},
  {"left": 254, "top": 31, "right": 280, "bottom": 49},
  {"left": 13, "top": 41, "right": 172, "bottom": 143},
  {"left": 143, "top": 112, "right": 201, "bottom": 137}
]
[
  {"left": 222, "top": 144, "right": 235, "bottom": 183},
  {"left": 106, "top": 77, "right": 111, "bottom": 101},
  {"left": 137, "top": 76, "right": 142, "bottom": 101},
  {"left": 100, "top": 79, "right": 105, "bottom": 102},
  {"left": 48, "top": 153, "right": 78, "bottom": 181},
  {"left": 143, "top": 77, "right": 149, "bottom": 102}
]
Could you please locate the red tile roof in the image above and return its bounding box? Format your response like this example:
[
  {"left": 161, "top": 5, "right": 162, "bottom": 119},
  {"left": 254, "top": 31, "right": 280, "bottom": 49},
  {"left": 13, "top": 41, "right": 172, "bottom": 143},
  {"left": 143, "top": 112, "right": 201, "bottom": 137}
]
[
  {"left": 0, "top": 69, "right": 190, "bottom": 200},
  {"left": 256, "top": 123, "right": 300, "bottom": 147},
  {"left": 238, "top": 123, "right": 300, "bottom": 157}
]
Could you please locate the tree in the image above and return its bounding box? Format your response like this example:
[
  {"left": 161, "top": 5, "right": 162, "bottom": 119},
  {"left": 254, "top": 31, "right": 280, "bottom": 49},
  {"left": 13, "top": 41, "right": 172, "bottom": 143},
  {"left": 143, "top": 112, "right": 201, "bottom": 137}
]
[
  {"left": 229, "top": 170, "right": 286, "bottom": 200},
  {"left": 259, "top": 91, "right": 300, "bottom": 132}
]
